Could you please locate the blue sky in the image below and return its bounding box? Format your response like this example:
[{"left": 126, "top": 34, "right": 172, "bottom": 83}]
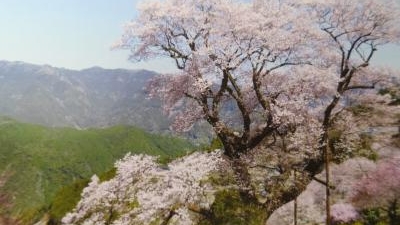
[
  {"left": 0, "top": 0, "right": 176, "bottom": 72},
  {"left": 0, "top": 0, "right": 399, "bottom": 73}
]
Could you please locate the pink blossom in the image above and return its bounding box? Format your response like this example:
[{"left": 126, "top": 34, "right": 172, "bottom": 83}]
[
  {"left": 331, "top": 203, "right": 359, "bottom": 224},
  {"left": 62, "top": 151, "right": 224, "bottom": 225},
  {"left": 350, "top": 157, "right": 400, "bottom": 209}
]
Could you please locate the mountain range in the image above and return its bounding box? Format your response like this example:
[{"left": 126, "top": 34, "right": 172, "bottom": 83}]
[
  {"left": 0, "top": 60, "right": 214, "bottom": 224},
  {"left": 0, "top": 60, "right": 169, "bottom": 132}
]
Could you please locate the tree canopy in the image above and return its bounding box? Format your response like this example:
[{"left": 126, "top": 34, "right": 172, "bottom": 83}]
[
  {"left": 103, "top": 0, "right": 400, "bottom": 223},
  {"left": 116, "top": 0, "right": 399, "bottom": 158}
]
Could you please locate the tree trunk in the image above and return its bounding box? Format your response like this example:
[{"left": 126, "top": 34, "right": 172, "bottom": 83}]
[
  {"left": 294, "top": 171, "right": 298, "bottom": 225},
  {"left": 325, "top": 141, "right": 331, "bottom": 225},
  {"left": 231, "top": 158, "right": 252, "bottom": 194},
  {"left": 218, "top": 133, "right": 253, "bottom": 194},
  {"left": 388, "top": 200, "right": 399, "bottom": 225},
  {"left": 215, "top": 121, "right": 327, "bottom": 224}
]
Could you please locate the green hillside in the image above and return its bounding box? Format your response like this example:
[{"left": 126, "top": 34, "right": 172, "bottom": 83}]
[{"left": 0, "top": 116, "right": 193, "bottom": 223}]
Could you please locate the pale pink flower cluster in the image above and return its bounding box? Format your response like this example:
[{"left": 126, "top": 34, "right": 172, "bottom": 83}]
[
  {"left": 62, "top": 150, "right": 223, "bottom": 225},
  {"left": 331, "top": 158, "right": 377, "bottom": 198},
  {"left": 350, "top": 156, "right": 400, "bottom": 209},
  {"left": 331, "top": 203, "right": 359, "bottom": 223}
]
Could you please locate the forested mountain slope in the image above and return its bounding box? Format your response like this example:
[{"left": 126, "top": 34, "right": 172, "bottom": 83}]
[{"left": 0, "top": 117, "right": 193, "bottom": 224}]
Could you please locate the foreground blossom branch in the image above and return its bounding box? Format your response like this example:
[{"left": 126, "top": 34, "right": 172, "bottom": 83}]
[{"left": 62, "top": 151, "right": 224, "bottom": 225}]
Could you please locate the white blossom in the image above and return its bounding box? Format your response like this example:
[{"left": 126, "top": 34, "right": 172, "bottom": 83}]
[{"left": 62, "top": 150, "right": 223, "bottom": 225}]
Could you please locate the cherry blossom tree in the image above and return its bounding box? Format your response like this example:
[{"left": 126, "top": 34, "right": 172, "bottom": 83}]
[
  {"left": 311, "top": 1, "right": 400, "bottom": 220},
  {"left": 309, "top": 0, "right": 400, "bottom": 156},
  {"left": 351, "top": 156, "right": 400, "bottom": 225},
  {"left": 114, "top": 0, "right": 400, "bottom": 221}
]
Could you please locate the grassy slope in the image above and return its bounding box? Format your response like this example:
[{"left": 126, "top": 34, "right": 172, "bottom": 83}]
[{"left": 0, "top": 116, "right": 192, "bottom": 222}]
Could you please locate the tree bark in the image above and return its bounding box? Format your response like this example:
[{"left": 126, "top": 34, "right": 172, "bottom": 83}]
[
  {"left": 325, "top": 141, "right": 331, "bottom": 225},
  {"left": 294, "top": 171, "right": 298, "bottom": 225},
  {"left": 388, "top": 200, "right": 399, "bottom": 225}
]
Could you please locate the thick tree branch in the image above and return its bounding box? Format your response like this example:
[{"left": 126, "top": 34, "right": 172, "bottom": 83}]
[
  {"left": 344, "top": 84, "right": 375, "bottom": 90},
  {"left": 252, "top": 70, "right": 269, "bottom": 110},
  {"left": 313, "top": 176, "right": 335, "bottom": 189},
  {"left": 347, "top": 32, "right": 372, "bottom": 61}
]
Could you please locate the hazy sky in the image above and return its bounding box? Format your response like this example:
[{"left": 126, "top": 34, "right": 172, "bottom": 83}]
[
  {"left": 0, "top": 0, "right": 399, "bottom": 73},
  {"left": 0, "top": 0, "right": 177, "bottom": 72}
]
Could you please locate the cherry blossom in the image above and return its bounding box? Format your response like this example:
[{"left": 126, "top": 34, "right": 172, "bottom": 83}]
[
  {"left": 350, "top": 156, "right": 400, "bottom": 225},
  {"left": 62, "top": 151, "right": 223, "bottom": 225},
  {"left": 331, "top": 203, "right": 359, "bottom": 224},
  {"left": 113, "top": 0, "right": 400, "bottom": 221}
]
